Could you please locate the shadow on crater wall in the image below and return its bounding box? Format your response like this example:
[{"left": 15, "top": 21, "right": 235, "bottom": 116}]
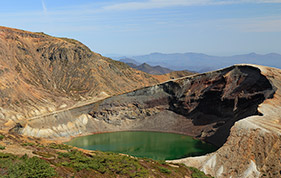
[{"left": 90, "top": 65, "right": 276, "bottom": 148}]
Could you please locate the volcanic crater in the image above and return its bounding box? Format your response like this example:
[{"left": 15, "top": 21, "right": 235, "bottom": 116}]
[{"left": 1, "top": 27, "right": 280, "bottom": 178}]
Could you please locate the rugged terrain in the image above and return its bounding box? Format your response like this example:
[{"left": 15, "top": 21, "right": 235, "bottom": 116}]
[
  {"left": 16, "top": 64, "right": 280, "bottom": 178},
  {"left": 171, "top": 65, "right": 281, "bottom": 178},
  {"left": 0, "top": 26, "right": 177, "bottom": 130},
  {"left": 0, "top": 27, "right": 280, "bottom": 178},
  {"left": 0, "top": 26, "right": 202, "bottom": 177}
]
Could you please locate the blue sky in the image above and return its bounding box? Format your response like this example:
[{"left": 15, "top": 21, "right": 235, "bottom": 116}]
[{"left": 1, "top": 0, "right": 281, "bottom": 56}]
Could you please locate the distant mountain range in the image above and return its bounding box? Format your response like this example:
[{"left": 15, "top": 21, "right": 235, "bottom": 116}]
[
  {"left": 116, "top": 52, "right": 281, "bottom": 72},
  {"left": 119, "top": 59, "right": 194, "bottom": 81},
  {"left": 119, "top": 58, "right": 140, "bottom": 66},
  {"left": 120, "top": 59, "right": 173, "bottom": 75}
]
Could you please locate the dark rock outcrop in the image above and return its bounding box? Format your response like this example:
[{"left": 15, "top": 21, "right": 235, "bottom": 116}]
[{"left": 89, "top": 65, "right": 275, "bottom": 147}]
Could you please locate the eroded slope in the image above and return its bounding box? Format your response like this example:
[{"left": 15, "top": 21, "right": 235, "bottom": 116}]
[{"left": 0, "top": 26, "right": 161, "bottom": 128}]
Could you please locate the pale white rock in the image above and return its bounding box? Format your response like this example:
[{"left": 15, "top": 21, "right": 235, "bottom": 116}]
[
  {"left": 201, "top": 154, "right": 217, "bottom": 174},
  {"left": 242, "top": 160, "right": 260, "bottom": 178},
  {"left": 81, "top": 114, "right": 88, "bottom": 125},
  {"left": 217, "top": 166, "right": 224, "bottom": 177},
  {"left": 37, "top": 128, "right": 54, "bottom": 138}
]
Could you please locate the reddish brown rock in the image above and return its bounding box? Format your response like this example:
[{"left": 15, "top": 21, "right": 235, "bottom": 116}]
[{"left": 0, "top": 26, "right": 161, "bottom": 126}]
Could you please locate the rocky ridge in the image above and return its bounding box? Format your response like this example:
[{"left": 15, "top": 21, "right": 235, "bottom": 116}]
[{"left": 0, "top": 26, "right": 167, "bottom": 129}]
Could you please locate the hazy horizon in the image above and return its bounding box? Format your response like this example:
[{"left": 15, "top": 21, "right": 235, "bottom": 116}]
[{"left": 105, "top": 51, "right": 281, "bottom": 58}]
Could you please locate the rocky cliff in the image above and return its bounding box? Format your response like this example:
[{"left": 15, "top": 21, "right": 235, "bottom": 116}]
[
  {"left": 0, "top": 26, "right": 164, "bottom": 128},
  {"left": 17, "top": 64, "right": 280, "bottom": 178},
  {"left": 87, "top": 64, "right": 276, "bottom": 146},
  {"left": 169, "top": 65, "right": 281, "bottom": 178}
]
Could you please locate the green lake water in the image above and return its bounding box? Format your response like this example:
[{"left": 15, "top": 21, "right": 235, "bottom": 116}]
[{"left": 65, "top": 131, "right": 217, "bottom": 160}]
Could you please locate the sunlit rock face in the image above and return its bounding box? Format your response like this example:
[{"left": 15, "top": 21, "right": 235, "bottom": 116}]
[{"left": 0, "top": 26, "right": 161, "bottom": 127}]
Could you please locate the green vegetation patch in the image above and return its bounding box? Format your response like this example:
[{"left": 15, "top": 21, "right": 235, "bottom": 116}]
[
  {"left": 158, "top": 166, "right": 171, "bottom": 174},
  {"left": 21, "top": 142, "right": 35, "bottom": 147},
  {"left": 57, "top": 149, "right": 149, "bottom": 177},
  {"left": 32, "top": 151, "right": 55, "bottom": 158},
  {"left": 47, "top": 143, "right": 72, "bottom": 150},
  {"left": 0, "top": 153, "right": 56, "bottom": 178},
  {"left": 188, "top": 167, "right": 214, "bottom": 178},
  {"left": 0, "top": 152, "right": 15, "bottom": 159},
  {"left": 0, "top": 145, "right": 5, "bottom": 150}
]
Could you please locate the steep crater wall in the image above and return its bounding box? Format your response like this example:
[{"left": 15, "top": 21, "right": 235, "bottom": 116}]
[
  {"left": 15, "top": 64, "right": 281, "bottom": 178},
  {"left": 17, "top": 65, "right": 275, "bottom": 149},
  {"left": 88, "top": 65, "right": 275, "bottom": 147},
  {"left": 170, "top": 65, "right": 281, "bottom": 178}
]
